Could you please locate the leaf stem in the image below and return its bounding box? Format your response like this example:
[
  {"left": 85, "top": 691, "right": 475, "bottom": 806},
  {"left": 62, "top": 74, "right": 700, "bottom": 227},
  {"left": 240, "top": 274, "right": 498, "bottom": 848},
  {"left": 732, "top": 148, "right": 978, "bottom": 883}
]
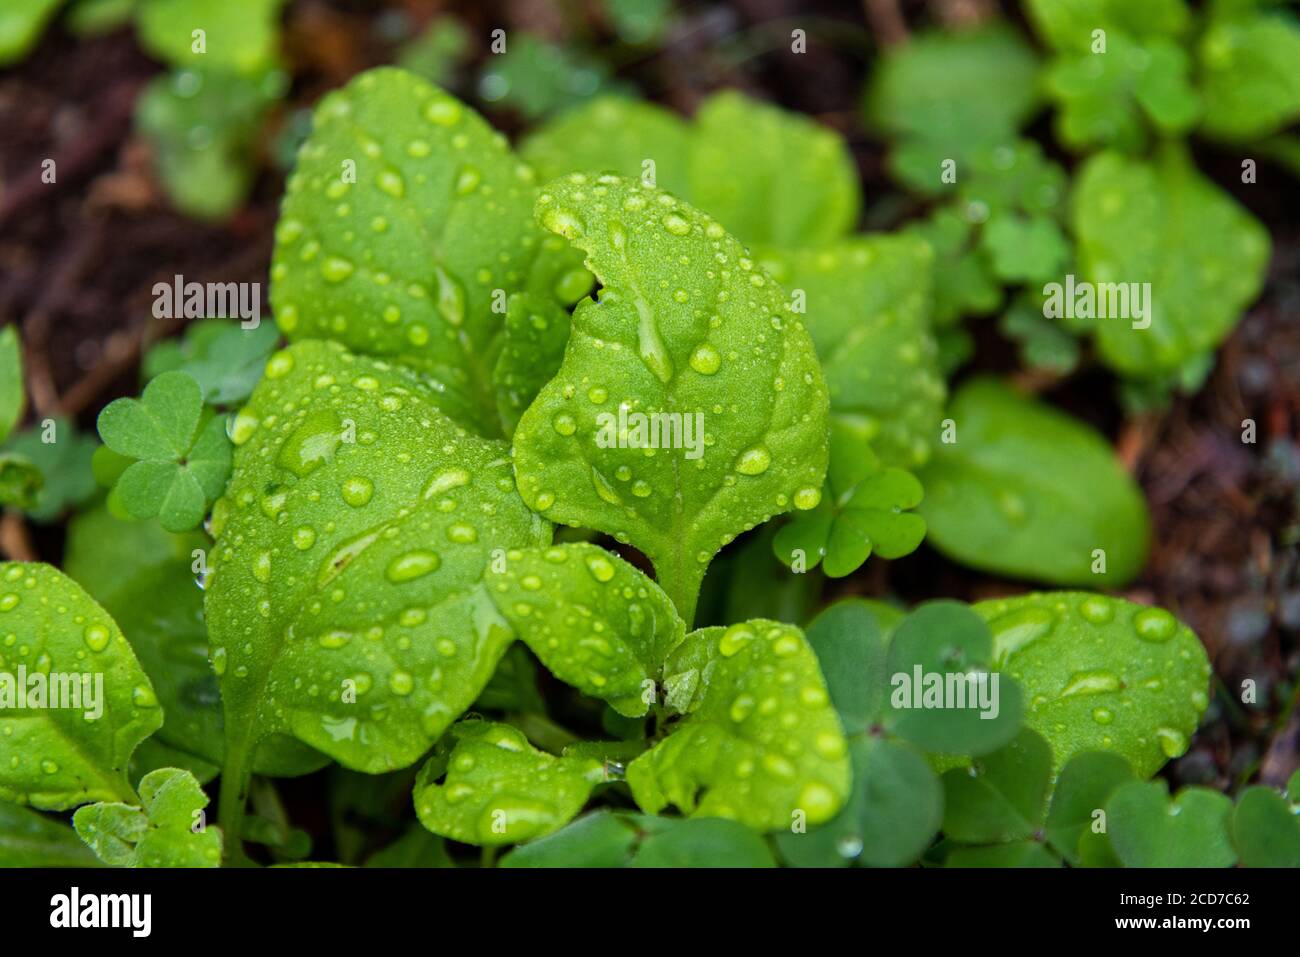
[
  {"left": 508, "top": 712, "right": 581, "bottom": 754},
  {"left": 217, "top": 737, "right": 254, "bottom": 866}
]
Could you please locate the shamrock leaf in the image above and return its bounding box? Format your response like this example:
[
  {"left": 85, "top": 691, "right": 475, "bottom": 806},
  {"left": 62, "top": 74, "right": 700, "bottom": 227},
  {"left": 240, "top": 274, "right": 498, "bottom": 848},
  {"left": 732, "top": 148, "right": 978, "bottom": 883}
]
[
  {"left": 96, "top": 370, "right": 232, "bottom": 532},
  {"left": 486, "top": 543, "right": 684, "bottom": 717},
  {"left": 982, "top": 214, "right": 1071, "bottom": 284},
  {"left": 625, "top": 620, "right": 850, "bottom": 831},
  {"left": 143, "top": 319, "right": 280, "bottom": 406},
  {"left": 501, "top": 810, "right": 776, "bottom": 867},
  {"left": 271, "top": 69, "right": 542, "bottom": 435},
  {"left": 1105, "top": 780, "right": 1237, "bottom": 867},
  {"left": 205, "top": 341, "right": 549, "bottom": 822},
  {"left": 73, "top": 767, "right": 221, "bottom": 867},
  {"left": 136, "top": 0, "right": 283, "bottom": 73},
  {"left": 903, "top": 208, "right": 1001, "bottom": 328},
  {"left": 1230, "top": 777, "right": 1300, "bottom": 868},
  {"left": 773, "top": 441, "right": 926, "bottom": 578},
  {"left": 514, "top": 174, "right": 829, "bottom": 623},
  {"left": 413, "top": 720, "right": 605, "bottom": 846},
  {"left": 974, "top": 592, "right": 1211, "bottom": 777},
  {"left": 0, "top": 799, "right": 100, "bottom": 867},
  {"left": 918, "top": 377, "right": 1150, "bottom": 586},
  {"left": 1071, "top": 145, "right": 1270, "bottom": 378},
  {"left": 757, "top": 234, "right": 945, "bottom": 470},
  {"left": 0, "top": 562, "right": 162, "bottom": 810},
  {"left": 64, "top": 505, "right": 327, "bottom": 779},
  {"left": 2, "top": 418, "right": 98, "bottom": 522},
  {"left": 0, "top": 454, "right": 43, "bottom": 511},
  {"left": 687, "top": 91, "right": 859, "bottom": 246},
  {"left": 999, "top": 293, "right": 1082, "bottom": 374},
  {"left": 863, "top": 24, "right": 1042, "bottom": 195},
  {"left": 1198, "top": 5, "right": 1300, "bottom": 140},
  {"left": 1043, "top": 751, "right": 1134, "bottom": 865},
  {"left": 520, "top": 95, "right": 691, "bottom": 189},
  {"left": 941, "top": 729, "right": 1052, "bottom": 846}
]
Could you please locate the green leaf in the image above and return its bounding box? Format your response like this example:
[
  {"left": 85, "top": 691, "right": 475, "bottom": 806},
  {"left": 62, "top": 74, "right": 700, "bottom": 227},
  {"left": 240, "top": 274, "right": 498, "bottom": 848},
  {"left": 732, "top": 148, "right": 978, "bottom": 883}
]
[
  {"left": 1071, "top": 146, "right": 1270, "bottom": 377},
  {"left": 0, "top": 325, "right": 22, "bottom": 442},
  {"left": 776, "top": 736, "right": 942, "bottom": 868},
  {"left": 982, "top": 214, "right": 1071, "bottom": 283},
  {"left": 687, "top": 91, "right": 859, "bottom": 246},
  {"left": 999, "top": 294, "right": 1081, "bottom": 374},
  {"left": 864, "top": 25, "right": 1041, "bottom": 194},
  {"left": 1024, "top": 0, "right": 1192, "bottom": 52},
  {"left": 0, "top": 800, "right": 101, "bottom": 867},
  {"left": 515, "top": 174, "right": 829, "bottom": 623},
  {"left": 885, "top": 601, "right": 1024, "bottom": 756},
  {"left": 1, "top": 418, "right": 98, "bottom": 522},
  {"left": 904, "top": 208, "right": 1001, "bottom": 327},
  {"left": 0, "top": 454, "right": 43, "bottom": 511},
  {"left": 0, "top": 562, "right": 162, "bottom": 810},
  {"left": 500, "top": 809, "right": 639, "bottom": 867},
  {"left": 918, "top": 378, "right": 1150, "bottom": 586},
  {"left": 142, "top": 319, "right": 280, "bottom": 406},
  {"left": 1199, "top": 8, "right": 1300, "bottom": 140},
  {"left": 205, "top": 340, "right": 549, "bottom": 778},
  {"left": 486, "top": 543, "right": 683, "bottom": 717},
  {"left": 65, "top": 0, "right": 137, "bottom": 37},
  {"left": 394, "top": 17, "right": 470, "bottom": 89},
  {"left": 364, "top": 825, "right": 454, "bottom": 867},
  {"left": 136, "top": 0, "right": 283, "bottom": 73},
  {"left": 717, "top": 525, "right": 819, "bottom": 627},
  {"left": 271, "top": 68, "right": 542, "bottom": 435},
  {"left": 626, "top": 620, "right": 850, "bottom": 831},
  {"left": 757, "top": 235, "right": 945, "bottom": 470},
  {"left": 0, "top": 0, "right": 62, "bottom": 65},
  {"left": 73, "top": 767, "right": 222, "bottom": 867},
  {"left": 603, "top": 0, "right": 672, "bottom": 45},
  {"left": 413, "top": 720, "right": 604, "bottom": 846},
  {"left": 1231, "top": 785, "right": 1300, "bottom": 867},
  {"left": 520, "top": 95, "right": 691, "bottom": 190},
  {"left": 1106, "top": 780, "right": 1237, "bottom": 867},
  {"left": 945, "top": 841, "right": 1059, "bottom": 867},
  {"left": 1043, "top": 751, "right": 1134, "bottom": 864},
  {"left": 491, "top": 291, "right": 572, "bottom": 437},
  {"left": 974, "top": 592, "right": 1211, "bottom": 777},
  {"left": 941, "top": 729, "right": 1052, "bottom": 844},
  {"left": 478, "top": 33, "right": 622, "bottom": 121},
  {"left": 802, "top": 600, "right": 889, "bottom": 731}
]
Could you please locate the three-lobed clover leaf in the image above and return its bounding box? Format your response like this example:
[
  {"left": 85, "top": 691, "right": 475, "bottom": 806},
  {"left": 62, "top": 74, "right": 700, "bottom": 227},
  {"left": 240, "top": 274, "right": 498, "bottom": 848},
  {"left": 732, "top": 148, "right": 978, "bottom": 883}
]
[
  {"left": 143, "top": 319, "right": 281, "bottom": 407},
  {"left": 413, "top": 720, "right": 605, "bottom": 846},
  {"left": 501, "top": 810, "right": 776, "bottom": 867},
  {"left": 0, "top": 562, "right": 162, "bottom": 810},
  {"left": 96, "top": 370, "right": 231, "bottom": 532},
  {"left": 486, "top": 543, "right": 684, "bottom": 717},
  {"left": 1043, "top": 751, "right": 1134, "bottom": 866},
  {"left": 514, "top": 174, "right": 829, "bottom": 623},
  {"left": 205, "top": 340, "right": 549, "bottom": 798},
  {"left": 73, "top": 767, "right": 222, "bottom": 867},
  {"left": 626, "top": 619, "right": 851, "bottom": 832},
  {"left": 0, "top": 799, "right": 100, "bottom": 867},
  {"left": 918, "top": 377, "right": 1150, "bottom": 586},
  {"left": 973, "top": 591, "right": 1211, "bottom": 777},
  {"left": 757, "top": 233, "right": 945, "bottom": 471},
  {"left": 1230, "top": 771, "right": 1300, "bottom": 868},
  {"left": 1071, "top": 144, "right": 1270, "bottom": 378},
  {"left": 1105, "top": 779, "right": 1237, "bottom": 868},
  {"left": 270, "top": 68, "right": 541, "bottom": 435}
]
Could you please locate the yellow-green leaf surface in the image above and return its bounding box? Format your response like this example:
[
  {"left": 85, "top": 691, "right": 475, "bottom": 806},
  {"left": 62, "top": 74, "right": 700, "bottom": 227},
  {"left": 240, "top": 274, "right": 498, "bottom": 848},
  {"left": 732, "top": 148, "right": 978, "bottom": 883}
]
[
  {"left": 974, "top": 592, "right": 1211, "bottom": 777},
  {"left": 486, "top": 544, "right": 684, "bottom": 717},
  {"left": 514, "top": 174, "right": 830, "bottom": 622},
  {"left": 0, "top": 325, "right": 22, "bottom": 443},
  {"left": 414, "top": 720, "right": 604, "bottom": 846},
  {"left": 137, "top": 0, "right": 283, "bottom": 73},
  {"left": 757, "top": 235, "right": 945, "bottom": 470},
  {"left": 73, "top": 767, "right": 222, "bottom": 867},
  {"left": 687, "top": 91, "right": 859, "bottom": 246},
  {"left": 271, "top": 68, "right": 542, "bottom": 434},
  {"left": 205, "top": 341, "right": 550, "bottom": 779},
  {"left": 627, "top": 620, "right": 850, "bottom": 831},
  {"left": 0, "top": 563, "right": 162, "bottom": 810},
  {"left": 1071, "top": 146, "right": 1270, "bottom": 377}
]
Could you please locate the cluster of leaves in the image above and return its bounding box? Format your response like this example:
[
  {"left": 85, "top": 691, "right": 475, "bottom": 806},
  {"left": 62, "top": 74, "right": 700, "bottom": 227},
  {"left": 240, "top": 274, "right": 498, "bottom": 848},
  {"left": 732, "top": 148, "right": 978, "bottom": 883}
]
[{"left": 2, "top": 0, "right": 1294, "bottom": 867}]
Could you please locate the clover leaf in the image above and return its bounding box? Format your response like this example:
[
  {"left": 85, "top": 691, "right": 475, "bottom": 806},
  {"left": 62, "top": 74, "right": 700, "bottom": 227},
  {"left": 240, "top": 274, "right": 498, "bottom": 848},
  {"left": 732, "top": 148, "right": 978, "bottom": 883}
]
[
  {"left": 501, "top": 810, "right": 776, "bottom": 867},
  {"left": 941, "top": 729, "right": 1052, "bottom": 846},
  {"left": 204, "top": 340, "right": 549, "bottom": 846},
  {"left": 136, "top": 0, "right": 283, "bottom": 73},
  {"left": 1105, "top": 780, "right": 1237, "bottom": 867},
  {"left": 413, "top": 720, "right": 605, "bottom": 846},
  {"left": 0, "top": 800, "right": 100, "bottom": 867},
  {"left": 757, "top": 234, "right": 945, "bottom": 471},
  {"left": 1071, "top": 144, "right": 1270, "bottom": 378},
  {"left": 918, "top": 377, "right": 1150, "bottom": 586},
  {"left": 96, "top": 370, "right": 231, "bottom": 532},
  {"left": 626, "top": 620, "right": 850, "bottom": 831},
  {"left": 1230, "top": 776, "right": 1300, "bottom": 868},
  {"left": 271, "top": 69, "right": 542, "bottom": 435},
  {"left": 520, "top": 95, "right": 691, "bottom": 189},
  {"left": 0, "top": 562, "right": 162, "bottom": 810},
  {"left": 514, "top": 174, "right": 829, "bottom": 623},
  {"left": 486, "top": 543, "right": 684, "bottom": 718},
  {"left": 974, "top": 591, "right": 1211, "bottom": 777},
  {"left": 903, "top": 208, "right": 1001, "bottom": 328},
  {"left": 1043, "top": 751, "right": 1134, "bottom": 866},
  {"left": 143, "top": 319, "right": 280, "bottom": 406},
  {"left": 1198, "top": 4, "right": 1300, "bottom": 140},
  {"left": 73, "top": 767, "right": 222, "bottom": 867},
  {"left": 2, "top": 417, "right": 98, "bottom": 522},
  {"left": 687, "top": 91, "right": 859, "bottom": 246}
]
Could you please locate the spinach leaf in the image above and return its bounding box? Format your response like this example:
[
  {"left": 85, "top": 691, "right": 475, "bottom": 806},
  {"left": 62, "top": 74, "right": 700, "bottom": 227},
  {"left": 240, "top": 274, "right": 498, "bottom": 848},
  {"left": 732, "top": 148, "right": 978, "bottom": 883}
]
[{"left": 73, "top": 767, "right": 222, "bottom": 867}]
